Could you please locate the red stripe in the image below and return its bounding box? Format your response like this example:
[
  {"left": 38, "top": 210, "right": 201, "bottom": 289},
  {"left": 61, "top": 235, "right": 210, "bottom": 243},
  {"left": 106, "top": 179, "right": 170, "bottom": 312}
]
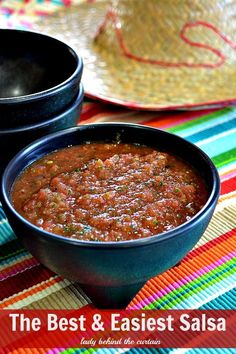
[
  {"left": 80, "top": 104, "right": 107, "bottom": 121},
  {"left": 181, "top": 227, "right": 236, "bottom": 264},
  {"left": 221, "top": 176, "right": 236, "bottom": 195},
  {"left": 0, "top": 257, "right": 39, "bottom": 281},
  {"left": 0, "top": 265, "right": 54, "bottom": 301},
  {"left": 35, "top": 10, "right": 50, "bottom": 16},
  {"left": 61, "top": 0, "right": 71, "bottom": 6},
  {"left": 142, "top": 108, "right": 219, "bottom": 128},
  {"left": 1, "top": 7, "right": 15, "bottom": 14}
]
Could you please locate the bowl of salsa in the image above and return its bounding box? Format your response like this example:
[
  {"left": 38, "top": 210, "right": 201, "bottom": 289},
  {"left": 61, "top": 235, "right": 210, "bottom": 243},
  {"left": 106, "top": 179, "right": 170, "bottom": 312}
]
[{"left": 1, "top": 123, "right": 220, "bottom": 308}]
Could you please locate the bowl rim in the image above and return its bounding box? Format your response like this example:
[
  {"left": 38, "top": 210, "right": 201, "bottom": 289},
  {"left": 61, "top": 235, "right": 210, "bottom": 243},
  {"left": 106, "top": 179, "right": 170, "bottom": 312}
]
[
  {"left": 0, "top": 84, "right": 84, "bottom": 134},
  {"left": 1, "top": 123, "right": 221, "bottom": 249},
  {"left": 0, "top": 29, "right": 83, "bottom": 103}
]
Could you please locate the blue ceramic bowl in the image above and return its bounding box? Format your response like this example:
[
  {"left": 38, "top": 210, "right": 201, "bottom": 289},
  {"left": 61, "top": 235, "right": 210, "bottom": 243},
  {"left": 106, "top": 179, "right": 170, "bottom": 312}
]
[
  {"left": 0, "top": 29, "right": 83, "bottom": 127},
  {"left": 0, "top": 84, "right": 84, "bottom": 175},
  {"left": 1, "top": 123, "right": 220, "bottom": 308}
]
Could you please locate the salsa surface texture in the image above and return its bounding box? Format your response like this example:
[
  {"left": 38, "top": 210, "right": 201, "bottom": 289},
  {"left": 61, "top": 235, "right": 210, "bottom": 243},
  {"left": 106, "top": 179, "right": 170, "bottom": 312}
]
[{"left": 12, "top": 143, "right": 208, "bottom": 242}]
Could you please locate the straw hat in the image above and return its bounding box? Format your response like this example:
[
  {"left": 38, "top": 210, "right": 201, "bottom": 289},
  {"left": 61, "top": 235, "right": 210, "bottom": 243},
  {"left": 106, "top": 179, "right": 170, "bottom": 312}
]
[{"left": 34, "top": 0, "right": 236, "bottom": 110}]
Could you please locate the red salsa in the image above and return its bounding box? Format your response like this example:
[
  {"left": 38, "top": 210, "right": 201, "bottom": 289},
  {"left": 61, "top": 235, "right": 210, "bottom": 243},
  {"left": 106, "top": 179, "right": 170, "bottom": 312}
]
[{"left": 12, "top": 143, "right": 208, "bottom": 242}]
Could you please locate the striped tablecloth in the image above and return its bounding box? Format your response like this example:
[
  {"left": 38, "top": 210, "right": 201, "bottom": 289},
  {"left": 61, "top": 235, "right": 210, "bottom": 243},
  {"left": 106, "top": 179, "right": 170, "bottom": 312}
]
[{"left": 0, "top": 1, "right": 236, "bottom": 353}]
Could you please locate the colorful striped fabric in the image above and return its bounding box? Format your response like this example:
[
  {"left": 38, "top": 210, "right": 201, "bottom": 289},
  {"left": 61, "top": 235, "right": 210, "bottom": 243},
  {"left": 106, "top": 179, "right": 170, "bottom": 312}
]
[
  {"left": 0, "top": 1, "right": 236, "bottom": 353},
  {"left": 0, "top": 103, "right": 236, "bottom": 354},
  {"left": 0, "top": 0, "right": 86, "bottom": 28}
]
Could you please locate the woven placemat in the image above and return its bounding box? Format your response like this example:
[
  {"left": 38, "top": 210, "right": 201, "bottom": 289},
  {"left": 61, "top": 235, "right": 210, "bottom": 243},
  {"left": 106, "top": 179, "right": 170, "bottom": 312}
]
[{"left": 31, "top": 0, "right": 236, "bottom": 110}]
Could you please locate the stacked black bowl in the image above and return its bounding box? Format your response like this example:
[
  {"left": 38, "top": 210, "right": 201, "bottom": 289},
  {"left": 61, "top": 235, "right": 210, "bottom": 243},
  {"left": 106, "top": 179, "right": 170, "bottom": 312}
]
[{"left": 0, "top": 29, "right": 84, "bottom": 174}]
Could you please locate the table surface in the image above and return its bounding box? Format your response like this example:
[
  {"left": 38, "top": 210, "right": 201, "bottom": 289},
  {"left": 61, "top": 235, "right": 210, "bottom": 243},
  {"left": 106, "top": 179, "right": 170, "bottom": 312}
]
[{"left": 0, "top": 1, "right": 236, "bottom": 353}]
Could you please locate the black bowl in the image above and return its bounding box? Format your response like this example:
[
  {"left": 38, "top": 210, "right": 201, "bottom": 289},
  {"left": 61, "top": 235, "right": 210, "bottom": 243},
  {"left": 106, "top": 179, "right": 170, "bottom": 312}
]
[
  {"left": 1, "top": 124, "right": 220, "bottom": 308},
  {"left": 0, "top": 84, "right": 84, "bottom": 175},
  {"left": 0, "top": 29, "right": 83, "bottom": 127}
]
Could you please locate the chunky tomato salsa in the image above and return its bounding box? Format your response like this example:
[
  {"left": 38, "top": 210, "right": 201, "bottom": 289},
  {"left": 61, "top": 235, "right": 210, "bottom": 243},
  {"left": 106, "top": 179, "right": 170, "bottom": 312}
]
[{"left": 12, "top": 143, "right": 208, "bottom": 242}]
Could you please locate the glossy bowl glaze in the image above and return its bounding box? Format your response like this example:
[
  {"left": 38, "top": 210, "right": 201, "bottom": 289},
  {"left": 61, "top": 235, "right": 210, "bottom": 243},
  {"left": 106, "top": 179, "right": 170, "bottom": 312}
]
[
  {"left": 0, "top": 29, "right": 83, "bottom": 127},
  {"left": 1, "top": 123, "right": 220, "bottom": 308},
  {"left": 0, "top": 85, "right": 84, "bottom": 175}
]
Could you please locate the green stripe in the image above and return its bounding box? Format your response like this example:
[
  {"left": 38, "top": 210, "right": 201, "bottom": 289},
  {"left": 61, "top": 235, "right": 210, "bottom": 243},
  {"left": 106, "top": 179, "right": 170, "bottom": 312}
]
[
  {"left": 61, "top": 349, "right": 98, "bottom": 354},
  {"left": 143, "top": 257, "right": 236, "bottom": 309},
  {"left": 145, "top": 260, "right": 235, "bottom": 309},
  {"left": 0, "top": 239, "right": 24, "bottom": 261},
  {"left": 0, "top": 248, "right": 26, "bottom": 262},
  {"left": 212, "top": 147, "right": 236, "bottom": 168},
  {"left": 146, "top": 262, "right": 235, "bottom": 310},
  {"left": 167, "top": 107, "right": 232, "bottom": 133}
]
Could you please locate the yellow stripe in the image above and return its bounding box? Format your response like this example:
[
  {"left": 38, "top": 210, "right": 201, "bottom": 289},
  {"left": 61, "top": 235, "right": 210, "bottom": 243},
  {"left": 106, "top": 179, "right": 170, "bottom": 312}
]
[{"left": 24, "top": 284, "right": 89, "bottom": 309}]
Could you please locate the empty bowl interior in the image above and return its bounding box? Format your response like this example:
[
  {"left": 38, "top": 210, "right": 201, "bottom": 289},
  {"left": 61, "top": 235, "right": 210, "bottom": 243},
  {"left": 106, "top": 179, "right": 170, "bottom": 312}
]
[{"left": 0, "top": 30, "right": 78, "bottom": 98}]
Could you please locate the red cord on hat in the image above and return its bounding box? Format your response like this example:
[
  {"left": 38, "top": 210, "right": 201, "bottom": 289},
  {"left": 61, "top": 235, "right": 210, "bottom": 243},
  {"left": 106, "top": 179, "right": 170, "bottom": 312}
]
[{"left": 94, "top": 9, "right": 236, "bottom": 69}]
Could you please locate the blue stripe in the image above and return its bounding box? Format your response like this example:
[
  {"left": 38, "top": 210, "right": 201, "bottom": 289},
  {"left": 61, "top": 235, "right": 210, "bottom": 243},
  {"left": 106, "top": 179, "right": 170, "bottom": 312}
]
[
  {"left": 194, "top": 130, "right": 236, "bottom": 158},
  {"left": 200, "top": 288, "right": 236, "bottom": 310},
  {"left": 0, "top": 208, "right": 6, "bottom": 222},
  {"left": 178, "top": 108, "right": 236, "bottom": 138},
  {"left": 186, "top": 120, "right": 236, "bottom": 144},
  {"left": 0, "top": 222, "right": 15, "bottom": 245},
  {"left": 188, "top": 349, "right": 235, "bottom": 353},
  {"left": 0, "top": 250, "right": 30, "bottom": 266}
]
